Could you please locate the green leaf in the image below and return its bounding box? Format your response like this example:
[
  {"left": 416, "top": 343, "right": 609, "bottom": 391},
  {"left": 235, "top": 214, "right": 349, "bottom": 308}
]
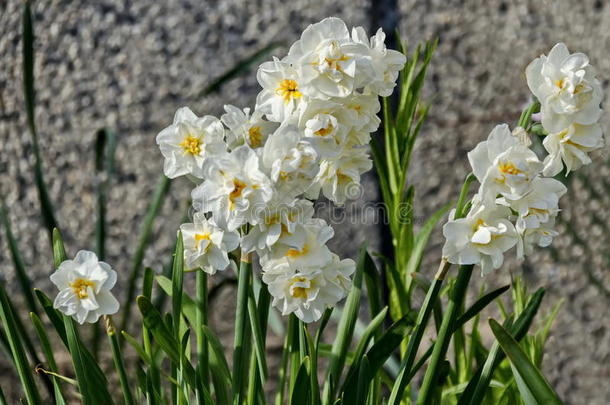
[
  {"left": 107, "top": 320, "right": 135, "bottom": 405},
  {"left": 323, "top": 244, "right": 366, "bottom": 403},
  {"left": 23, "top": 0, "right": 58, "bottom": 237},
  {"left": 489, "top": 319, "right": 563, "bottom": 405},
  {"left": 156, "top": 275, "right": 197, "bottom": 324},
  {"left": 290, "top": 358, "right": 311, "bottom": 405},
  {"left": 30, "top": 313, "right": 66, "bottom": 405},
  {"left": 0, "top": 202, "right": 38, "bottom": 315},
  {"left": 404, "top": 202, "right": 451, "bottom": 291},
  {"left": 0, "top": 283, "right": 41, "bottom": 405},
  {"left": 455, "top": 285, "right": 510, "bottom": 329},
  {"left": 136, "top": 295, "right": 197, "bottom": 387},
  {"left": 171, "top": 232, "right": 185, "bottom": 339},
  {"left": 201, "top": 325, "right": 232, "bottom": 403}
]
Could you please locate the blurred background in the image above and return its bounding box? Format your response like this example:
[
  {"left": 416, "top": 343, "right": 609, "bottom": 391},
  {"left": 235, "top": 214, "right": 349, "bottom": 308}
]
[{"left": 1, "top": 0, "right": 608, "bottom": 403}]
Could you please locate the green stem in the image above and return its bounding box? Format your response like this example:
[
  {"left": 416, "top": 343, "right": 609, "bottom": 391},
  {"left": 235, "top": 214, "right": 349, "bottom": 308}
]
[
  {"left": 388, "top": 260, "right": 450, "bottom": 405},
  {"left": 275, "top": 315, "right": 295, "bottom": 405},
  {"left": 106, "top": 317, "right": 134, "bottom": 405},
  {"left": 232, "top": 257, "right": 252, "bottom": 405},
  {"left": 416, "top": 264, "right": 474, "bottom": 405},
  {"left": 196, "top": 271, "right": 209, "bottom": 393}
]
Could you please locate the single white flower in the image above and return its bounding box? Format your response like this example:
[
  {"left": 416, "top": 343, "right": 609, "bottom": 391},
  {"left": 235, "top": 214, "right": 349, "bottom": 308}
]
[
  {"left": 468, "top": 124, "right": 542, "bottom": 202},
  {"left": 241, "top": 199, "right": 314, "bottom": 253},
  {"left": 191, "top": 146, "right": 273, "bottom": 231},
  {"left": 542, "top": 123, "right": 604, "bottom": 176},
  {"left": 260, "top": 218, "right": 334, "bottom": 271},
  {"left": 526, "top": 43, "right": 603, "bottom": 132},
  {"left": 342, "top": 93, "right": 382, "bottom": 135},
  {"left": 50, "top": 250, "right": 119, "bottom": 324},
  {"left": 286, "top": 17, "right": 371, "bottom": 99},
  {"left": 256, "top": 57, "right": 305, "bottom": 123},
  {"left": 499, "top": 177, "right": 566, "bottom": 233},
  {"left": 221, "top": 105, "right": 278, "bottom": 149},
  {"left": 518, "top": 218, "right": 559, "bottom": 258},
  {"left": 262, "top": 123, "right": 319, "bottom": 201},
  {"left": 156, "top": 107, "right": 226, "bottom": 179},
  {"left": 298, "top": 99, "right": 354, "bottom": 158},
  {"left": 263, "top": 253, "right": 355, "bottom": 323},
  {"left": 351, "top": 27, "right": 407, "bottom": 97},
  {"left": 180, "top": 212, "right": 240, "bottom": 274},
  {"left": 308, "top": 146, "right": 372, "bottom": 204},
  {"left": 442, "top": 205, "right": 518, "bottom": 275}
]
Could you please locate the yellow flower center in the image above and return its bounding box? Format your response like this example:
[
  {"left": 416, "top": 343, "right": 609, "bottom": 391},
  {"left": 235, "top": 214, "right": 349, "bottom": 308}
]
[
  {"left": 229, "top": 179, "right": 247, "bottom": 210},
  {"left": 337, "top": 171, "right": 351, "bottom": 183},
  {"left": 498, "top": 162, "right": 522, "bottom": 176},
  {"left": 194, "top": 233, "right": 211, "bottom": 249},
  {"left": 248, "top": 126, "right": 263, "bottom": 148},
  {"left": 179, "top": 135, "right": 202, "bottom": 155},
  {"left": 276, "top": 79, "right": 302, "bottom": 103},
  {"left": 554, "top": 78, "right": 566, "bottom": 89},
  {"left": 315, "top": 124, "right": 334, "bottom": 137},
  {"left": 70, "top": 278, "right": 95, "bottom": 299},
  {"left": 286, "top": 244, "right": 309, "bottom": 258},
  {"left": 290, "top": 276, "right": 312, "bottom": 299}
]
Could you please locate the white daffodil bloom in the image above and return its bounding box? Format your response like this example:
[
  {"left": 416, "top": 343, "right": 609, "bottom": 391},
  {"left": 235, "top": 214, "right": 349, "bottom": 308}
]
[
  {"left": 468, "top": 124, "right": 542, "bottom": 202},
  {"left": 542, "top": 123, "right": 604, "bottom": 176},
  {"left": 263, "top": 253, "right": 355, "bottom": 323},
  {"left": 499, "top": 177, "right": 566, "bottom": 233},
  {"left": 241, "top": 199, "right": 314, "bottom": 253},
  {"left": 308, "top": 146, "right": 372, "bottom": 204},
  {"left": 351, "top": 27, "right": 407, "bottom": 97},
  {"left": 342, "top": 93, "right": 381, "bottom": 134},
  {"left": 191, "top": 146, "right": 273, "bottom": 231},
  {"left": 298, "top": 99, "right": 355, "bottom": 157},
  {"left": 256, "top": 57, "right": 305, "bottom": 123},
  {"left": 262, "top": 123, "right": 319, "bottom": 200},
  {"left": 260, "top": 218, "right": 334, "bottom": 271},
  {"left": 221, "top": 105, "right": 278, "bottom": 149},
  {"left": 180, "top": 212, "right": 240, "bottom": 274},
  {"left": 156, "top": 107, "right": 225, "bottom": 179},
  {"left": 50, "top": 250, "right": 119, "bottom": 324},
  {"left": 526, "top": 43, "right": 603, "bottom": 132},
  {"left": 442, "top": 205, "right": 518, "bottom": 275},
  {"left": 518, "top": 218, "right": 559, "bottom": 258},
  {"left": 287, "top": 17, "right": 371, "bottom": 99}
]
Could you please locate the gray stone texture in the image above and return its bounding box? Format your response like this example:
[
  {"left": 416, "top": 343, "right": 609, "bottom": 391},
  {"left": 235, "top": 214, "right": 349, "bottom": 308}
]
[{"left": 0, "top": 0, "right": 608, "bottom": 403}]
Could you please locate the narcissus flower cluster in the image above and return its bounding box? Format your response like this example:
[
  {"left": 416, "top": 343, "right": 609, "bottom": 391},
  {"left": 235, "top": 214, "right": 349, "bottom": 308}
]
[
  {"left": 443, "top": 43, "right": 605, "bottom": 275},
  {"left": 155, "top": 17, "right": 406, "bottom": 322}
]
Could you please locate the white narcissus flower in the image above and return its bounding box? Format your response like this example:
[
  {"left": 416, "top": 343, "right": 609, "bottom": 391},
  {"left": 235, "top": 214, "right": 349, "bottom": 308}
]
[
  {"left": 191, "top": 146, "right": 273, "bottom": 231},
  {"left": 263, "top": 254, "right": 355, "bottom": 323},
  {"left": 180, "top": 213, "right": 240, "bottom": 274},
  {"left": 241, "top": 199, "right": 314, "bottom": 253},
  {"left": 468, "top": 124, "right": 542, "bottom": 202},
  {"left": 50, "top": 250, "right": 119, "bottom": 324},
  {"left": 342, "top": 93, "right": 381, "bottom": 134},
  {"left": 542, "top": 123, "right": 604, "bottom": 176},
  {"left": 499, "top": 177, "right": 566, "bottom": 234},
  {"left": 351, "top": 27, "right": 407, "bottom": 97},
  {"left": 221, "top": 105, "right": 278, "bottom": 149},
  {"left": 526, "top": 43, "right": 603, "bottom": 133},
  {"left": 156, "top": 107, "right": 226, "bottom": 179},
  {"left": 442, "top": 205, "right": 518, "bottom": 275},
  {"left": 287, "top": 17, "right": 371, "bottom": 99},
  {"left": 262, "top": 123, "right": 319, "bottom": 200},
  {"left": 298, "top": 99, "right": 355, "bottom": 157},
  {"left": 308, "top": 146, "right": 372, "bottom": 205},
  {"left": 256, "top": 57, "right": 305, "bottom": 123},
  {"left": 518, "top": 218, "right": 560, "bottom": 258},
  {"left": 261, "top": 218, "right": 334, "bottom": 271}
]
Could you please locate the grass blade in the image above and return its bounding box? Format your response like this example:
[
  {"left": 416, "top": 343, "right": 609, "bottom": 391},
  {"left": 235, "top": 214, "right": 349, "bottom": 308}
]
[
  {"left": 30, "top": 313, "right": 66, "bottom": 405},
  {"left": 106, "top": 318, "right": 134, "bottom": 405},
  {"left": 489, "top": 319, "right": 563, "bottom": 404},
  {"left": 323, "top": 244, "right": 366, "bottom": 404},
  {"left": 0, "top": 283, "right": 41, "bottom": 405},
  {"left": 23, "top": 0, "right": 58, "bottom": 237}
]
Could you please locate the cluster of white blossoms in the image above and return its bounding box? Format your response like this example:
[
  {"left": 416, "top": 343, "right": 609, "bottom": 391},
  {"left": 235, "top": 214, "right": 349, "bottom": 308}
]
[
  {"left": 443, "top": 43, "right": 605, "bottom": 275},
  {"left": 156, "top": 18, "right": 406, "bottom": 322}
]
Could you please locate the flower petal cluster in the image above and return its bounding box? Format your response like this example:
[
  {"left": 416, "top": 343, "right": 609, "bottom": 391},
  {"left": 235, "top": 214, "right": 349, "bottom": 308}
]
[
  {"left": 444, "top": 43, "right": 603, "bottom": 275},
  {"left": 526, "top": 43, "right": 605, "bottom": 175},
  {"left": 51, "top": 250, "right": 120, "bottom": 324},
  {"left": 156, "top": 18, "right": 405, "bottom": 322}
]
